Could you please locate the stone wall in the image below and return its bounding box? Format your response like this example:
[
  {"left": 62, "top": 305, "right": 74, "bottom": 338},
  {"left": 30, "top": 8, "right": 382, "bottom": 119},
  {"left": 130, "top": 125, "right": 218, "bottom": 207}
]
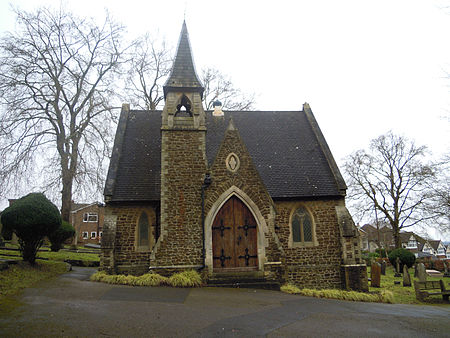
[
  {"left": 100, "top": 204, "right": 158, "bottom": 275},
  {"left": 153, "top": 129, "right": 207, "bottom": 267},
  {"left": 274, "top": 199, "right": 345, "bottom": 289}
]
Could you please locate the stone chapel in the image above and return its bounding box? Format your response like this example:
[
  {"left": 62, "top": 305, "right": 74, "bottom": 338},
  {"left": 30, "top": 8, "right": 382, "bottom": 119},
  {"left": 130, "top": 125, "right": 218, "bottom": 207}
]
[{"left": 100, "top": 22, "right": 368, "bottom": 291}]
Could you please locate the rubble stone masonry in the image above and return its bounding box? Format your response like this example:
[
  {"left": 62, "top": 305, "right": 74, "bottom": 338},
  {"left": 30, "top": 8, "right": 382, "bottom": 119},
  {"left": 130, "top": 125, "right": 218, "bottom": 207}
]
[{"left": 275, "top": 199, "right": 345, "bottom": 289}]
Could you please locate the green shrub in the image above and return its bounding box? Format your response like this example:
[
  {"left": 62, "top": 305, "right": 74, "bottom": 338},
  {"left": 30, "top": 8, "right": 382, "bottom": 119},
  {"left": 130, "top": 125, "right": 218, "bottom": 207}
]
[
  {"left": 388, "top": 248, "right": 415, "bottom": 271},
  {"left": 362, "top": 251, "right": 379, "bottom": 266},
  {"left": 1, "top": 193, "right": 61, "bottom": 264},
  {"left": 48, "top": 221, "right": 75, "bottom": 252},
  {"left": 375, "top": 248, "right": 387, "bottom": 258}
]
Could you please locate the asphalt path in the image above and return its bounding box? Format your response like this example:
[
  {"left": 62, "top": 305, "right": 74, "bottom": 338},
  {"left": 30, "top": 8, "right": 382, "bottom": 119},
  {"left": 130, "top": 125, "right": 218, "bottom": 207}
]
[{"left": 1, "top": 267, "right": 449, "bottom": 337}]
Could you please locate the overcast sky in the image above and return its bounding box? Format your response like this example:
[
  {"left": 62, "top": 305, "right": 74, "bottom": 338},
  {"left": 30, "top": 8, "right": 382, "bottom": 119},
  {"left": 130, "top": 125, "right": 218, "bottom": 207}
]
[{"left": 0, "top": 0, "right": 449, "bottom": 239}]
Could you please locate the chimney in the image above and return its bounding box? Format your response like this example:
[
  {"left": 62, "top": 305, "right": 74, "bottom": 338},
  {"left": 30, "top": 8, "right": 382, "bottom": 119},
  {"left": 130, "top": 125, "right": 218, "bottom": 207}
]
[{"left": 212, "top": 100, "right": 224, "bottom": 117}]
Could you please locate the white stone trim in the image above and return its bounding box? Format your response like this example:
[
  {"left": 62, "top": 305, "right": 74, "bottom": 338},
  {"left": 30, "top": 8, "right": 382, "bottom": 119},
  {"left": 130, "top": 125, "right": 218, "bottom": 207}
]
[
  {"left": 225, "top": 153, "right": 240, "bottom": 173},
  {"left": 204, "top": 186, "right": 269, "bottom": 274}
]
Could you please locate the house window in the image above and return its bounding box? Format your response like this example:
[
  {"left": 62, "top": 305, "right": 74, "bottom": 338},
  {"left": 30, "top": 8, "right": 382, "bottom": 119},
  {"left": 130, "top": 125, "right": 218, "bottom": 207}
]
[
  {"left": 83, "top": 212, "right": 98, "bottom": 222},
  {"left": 91, "top": 232, "right": 97, "bottom": 239},
  {"left": 407, "top": 239, "right": 417, "bottom": 248},
  {"left": 99, "top": 231, "right": 103, "bottom": 238},
  {"left": 82, "top": 232, "right": 89, "bottom": 239},
  {"left": 437, "top": 248, "right": 445, "bottom": 255},
  {"left": 289, "top": 206, "right": 317, "bottom": 247}
]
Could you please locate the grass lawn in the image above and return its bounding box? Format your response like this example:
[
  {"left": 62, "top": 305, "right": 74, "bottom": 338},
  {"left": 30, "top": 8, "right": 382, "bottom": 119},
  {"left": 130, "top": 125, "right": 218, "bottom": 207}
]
[
  {"left": 0, "top": 243, "right": 99, "bottom": 264},
  {"left": 368, "top": 265, "right": 450, "bottom": 306},
  {"left": 0, "top": 260, "right": 68, "bottom": 313},
  {"left": 0, "top": 243, "right": 100, "bottom": 311}
]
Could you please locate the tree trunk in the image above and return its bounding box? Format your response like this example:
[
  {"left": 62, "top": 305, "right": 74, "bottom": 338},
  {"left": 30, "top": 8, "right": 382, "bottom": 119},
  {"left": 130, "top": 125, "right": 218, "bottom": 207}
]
[
  {"left": 393, "top": 230, "right": 401, "bottom": 249},
  {"left": 61, "top": 169, "right": 73, "bottom": 222}
]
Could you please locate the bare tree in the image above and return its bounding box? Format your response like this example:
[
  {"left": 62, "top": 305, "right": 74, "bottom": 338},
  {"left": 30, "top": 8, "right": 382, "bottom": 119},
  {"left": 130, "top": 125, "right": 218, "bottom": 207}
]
[
  {"left": 0, "top": 7, "right": 127, "bottom": 221},
  {"left": 425, "top": 155, "right": 450, "bottom": 234},
  {"left": 344, "top": 132, "right": 437, "bottom": 248},
  {"left": 125, "top": 33, "right": 172, "bottom": 110},
  {"left": 125, "top": 37, "right": 255, "bottom": 111},
  {"left": 201, "top": 67, "right": 255, "bottom": 110}
]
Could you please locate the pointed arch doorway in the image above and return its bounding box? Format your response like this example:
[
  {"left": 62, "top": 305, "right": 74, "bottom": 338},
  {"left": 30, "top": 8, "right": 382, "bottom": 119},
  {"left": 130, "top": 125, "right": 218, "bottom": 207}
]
[{"left": 212, "top": 196, "right": 258, "bottom": 271}]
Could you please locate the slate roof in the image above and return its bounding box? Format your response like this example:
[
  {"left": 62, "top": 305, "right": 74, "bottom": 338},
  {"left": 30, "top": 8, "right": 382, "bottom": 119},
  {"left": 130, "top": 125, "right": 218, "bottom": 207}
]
[
  {"left": 163, "top": 21, "right": 203, "bottom": 98},
  {"left": 104, "top": 107, "right": 347, "bottom": 202},
  {"left": 428, "top": 240, "right": 442, "bottom": 251}
]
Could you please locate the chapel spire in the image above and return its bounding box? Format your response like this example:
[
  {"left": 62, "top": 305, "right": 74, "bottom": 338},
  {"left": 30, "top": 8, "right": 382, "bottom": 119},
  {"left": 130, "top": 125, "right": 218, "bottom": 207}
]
[{"left": 163, "top": 21, "right": 203, "bottom": 99}]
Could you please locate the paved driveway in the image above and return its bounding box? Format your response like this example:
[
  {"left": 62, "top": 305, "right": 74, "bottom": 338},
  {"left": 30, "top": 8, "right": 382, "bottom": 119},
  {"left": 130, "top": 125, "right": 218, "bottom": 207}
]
[{"left": 1, "top": 267, "right": 449, "bottom": 337}]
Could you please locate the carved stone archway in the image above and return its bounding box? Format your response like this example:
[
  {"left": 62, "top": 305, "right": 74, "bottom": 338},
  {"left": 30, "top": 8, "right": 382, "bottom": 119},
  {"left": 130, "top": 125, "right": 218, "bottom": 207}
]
[{"left": 205, "top": 186, "right": 269, "bottom": 274}]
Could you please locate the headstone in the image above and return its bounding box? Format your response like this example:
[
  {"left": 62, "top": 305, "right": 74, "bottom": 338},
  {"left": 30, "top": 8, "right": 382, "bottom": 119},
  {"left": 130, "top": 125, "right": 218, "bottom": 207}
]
[
  {"left": 402, "top": 265, "right": 411, "bottom": 287},
  {"left": 380, "top": 260, "right": 386, "bottom": 275},
  {"left": 394, "top": 257, "right": 402, "bottom": 277},
  {"left": 370, "top": 262, "right": 381, "bottom": 288},
  {"left": 444, "top": 261, "right": 450, "bottom": 278},
  {"left": 417, "top": 263, "right": 427, "bottom": 282}
]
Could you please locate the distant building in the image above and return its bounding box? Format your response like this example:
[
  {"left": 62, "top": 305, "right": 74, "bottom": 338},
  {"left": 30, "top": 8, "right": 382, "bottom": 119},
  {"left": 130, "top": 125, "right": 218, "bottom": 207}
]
[
  {"left": 69, "top": 202, "right": 104, "bottom": 245},
  {"left": 428, "top": 240, "right": 446, "bottom": 259},
  {"left": 359, "top": 223, "right": 448, "bottom": 260}
]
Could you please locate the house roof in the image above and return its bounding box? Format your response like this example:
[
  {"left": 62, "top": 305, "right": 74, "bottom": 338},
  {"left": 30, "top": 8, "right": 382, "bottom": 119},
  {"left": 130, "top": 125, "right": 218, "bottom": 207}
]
[
  {"left": 104, "top": 106, "right": 347, "bottom": 202},
  {"left": 428, "top": 240, "right": 441, "bottom": 251},
  {"left": 70, "top": 202, "right": 103, "bottom": 213}
]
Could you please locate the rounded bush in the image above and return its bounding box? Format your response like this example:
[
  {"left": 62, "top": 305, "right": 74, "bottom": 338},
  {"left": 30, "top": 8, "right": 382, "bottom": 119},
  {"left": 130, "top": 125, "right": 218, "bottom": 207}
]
[
  {"left": 48, "top": 221, "right": 75, "bottom": 252},
  {"left": 1, "top": 193, "right": 61, "bottom": 263},
  {"left": 388, "top": 248, "right": 416, "bottom": 270}
]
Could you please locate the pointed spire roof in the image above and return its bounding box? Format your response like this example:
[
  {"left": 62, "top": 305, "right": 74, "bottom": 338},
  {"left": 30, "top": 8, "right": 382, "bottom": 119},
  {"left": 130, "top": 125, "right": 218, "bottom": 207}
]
[{"left": 164, "top": 21, "right": 203, "bottom": 98}]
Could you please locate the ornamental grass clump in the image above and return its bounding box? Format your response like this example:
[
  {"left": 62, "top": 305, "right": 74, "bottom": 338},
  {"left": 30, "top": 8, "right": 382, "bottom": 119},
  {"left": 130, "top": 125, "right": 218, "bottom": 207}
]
[
  {"left": 168, "top": 270, "right": 203, "bottom": 287},
  {"left": 90, "top": 271, "right": 173, "bottom": 287},
  {"left": 280, "top": 284, "right": 394, "bottom": 304},
  {"left": 134, "top": 273, "right": 168, "bottom": 286},
  {"left": 280, "top": 284, "right": 301, "bottom": 294}
]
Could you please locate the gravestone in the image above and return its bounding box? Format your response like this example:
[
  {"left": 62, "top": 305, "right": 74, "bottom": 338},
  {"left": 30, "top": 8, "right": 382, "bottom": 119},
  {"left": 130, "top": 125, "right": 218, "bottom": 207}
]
[
  {"left": 380, "top": 260, "right": 386, "bottom": 275},
  {"left": 394, "top": 257, "right": 402, "bottom": 277},
  {"left": 443, "top": 261, "right": 450, "bottom": 278},
  {"left": 417, "top": 263, "right": 427, "bottom": 282},
  {"left": 403, "top": 265, "right": 411, "bottom": 287},
  {"left": 371, "top": 262, "right": 381, "bottom": 288}
]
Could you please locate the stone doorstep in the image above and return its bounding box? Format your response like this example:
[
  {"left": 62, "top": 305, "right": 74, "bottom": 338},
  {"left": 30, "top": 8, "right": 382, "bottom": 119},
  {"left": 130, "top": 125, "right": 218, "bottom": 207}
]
[{"left": 207, "top": 271, "right": 280, "bottom": 290}]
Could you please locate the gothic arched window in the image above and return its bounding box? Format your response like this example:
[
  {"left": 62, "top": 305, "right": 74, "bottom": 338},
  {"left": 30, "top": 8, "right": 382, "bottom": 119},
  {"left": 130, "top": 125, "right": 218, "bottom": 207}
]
[
  {"left": 290, "top": 206, "right": 317, "bottom": 247},
  {"left": 136, "top": 210, "right": 155, "bottom": 251}
]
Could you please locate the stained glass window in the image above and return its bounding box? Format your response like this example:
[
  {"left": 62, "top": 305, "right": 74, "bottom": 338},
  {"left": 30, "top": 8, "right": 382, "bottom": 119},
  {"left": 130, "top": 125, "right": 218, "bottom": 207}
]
[
  {"left": 292, "top": 207, "right": 313, "bottom": 244},
  {"left": 138, "top": 212, "right": 149, "bottom": 247}
]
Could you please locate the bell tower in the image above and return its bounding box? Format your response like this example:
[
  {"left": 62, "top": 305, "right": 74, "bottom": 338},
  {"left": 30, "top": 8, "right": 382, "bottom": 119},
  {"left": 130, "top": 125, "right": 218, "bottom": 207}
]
[
  {"left": 153, "top": 21, "right": 208, "bottom": 269},
  {"left": 162, "top": 21, "right": 205, "bottom": 130}
]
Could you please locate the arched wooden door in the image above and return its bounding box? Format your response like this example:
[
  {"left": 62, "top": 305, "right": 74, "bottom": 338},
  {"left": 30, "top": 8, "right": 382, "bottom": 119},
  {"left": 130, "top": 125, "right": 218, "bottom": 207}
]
[{"left": 212, "top": 196, "right": 258, "bottom": 271}]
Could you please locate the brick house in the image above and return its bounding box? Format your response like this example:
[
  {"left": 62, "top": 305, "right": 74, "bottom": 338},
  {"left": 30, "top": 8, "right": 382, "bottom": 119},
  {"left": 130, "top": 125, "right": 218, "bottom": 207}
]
[
  {"left": 100, "top": 22, "right": 367, "bottom": 291},
  {"left": 70, "top": 202, "right": 104, "bottom": 245}
]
